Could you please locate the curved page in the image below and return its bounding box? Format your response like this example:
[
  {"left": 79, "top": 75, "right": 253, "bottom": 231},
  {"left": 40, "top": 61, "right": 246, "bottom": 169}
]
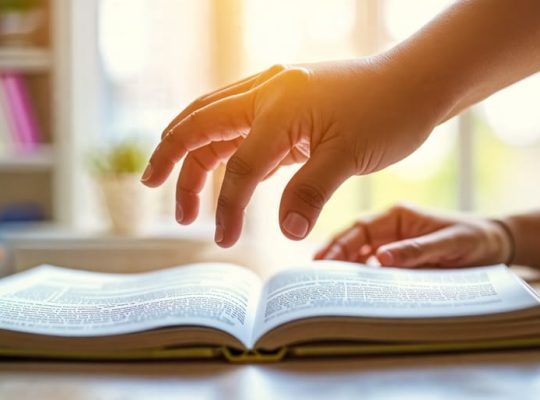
[
  {"left": 0, "top": 263, "right": 261, "bottom": 347},
  {"left": 252, "top": 261, "right": 540, "bottom": 346}
]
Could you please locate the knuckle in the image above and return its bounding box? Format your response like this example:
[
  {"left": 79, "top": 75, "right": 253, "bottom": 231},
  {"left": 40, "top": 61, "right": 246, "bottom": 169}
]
[
  {"left": 163, "top": 131, "right": 176, "bottom": 144},
  {"left": 401, "top": 240, "right": 423, "bottom": 259},
  {"left": 186, "top": 109, "right": 201, "bottom": 125},
  {"left": 293, "top": 183, "right": 326, "bottom": 211},
  {"left": 160, "top": 135, "right": 187, "bottom": 163},
  {"left": 253, "top": 64, "right": 288, "bottom": 89},
  {"left": 217, "top": 194, "right": 246, "bottom": 216},
  {"left": 389, "top": 203, "right": 409, "bottom": 215},
  {"left": 217, "top": 194, "right": 232, "bottom": 211},
  {"left": 189, "top": 96, "right": 206, "bottom": 111},
  {"left": 388, "top": 205, "right": 404, "bottom": 216},
  {"left": 161, "top": 126, "right": 172, "bottom": 139},
  {"left": 189, "top": 153, "right": 211, "bottom": 172},
  {"left": 389, "top": 202, "right": 419, "bottom": 219},
  {"left": 162, "top": 131, "right": 183, "bottom": 152},
  {"left": 455, "top": 230, "right": 473, "bottom": 248},
  {"left": 226, "top": 155, "right": 252, "bottom": 177},
  {"left": 269, "top": 63, "right": 288, "bottom": 74},
  {"left": 281, "top": 67, "right": 311, "bottom": 87}
]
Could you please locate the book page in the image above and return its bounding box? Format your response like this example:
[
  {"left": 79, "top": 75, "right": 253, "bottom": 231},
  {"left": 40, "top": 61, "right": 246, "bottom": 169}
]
[
  {"left": 0, "top": 263, "right": 261, "bottom": 346},
  {"left": 252, "top": 261, "right": 540, "bottom": 344}
]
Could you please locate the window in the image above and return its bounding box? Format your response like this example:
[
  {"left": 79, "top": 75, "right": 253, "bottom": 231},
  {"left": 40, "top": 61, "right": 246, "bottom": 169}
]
[
  {"left": 97, "top": 0, "right": 215, "bottom": 222},
  {"left": 364, "top": 0, "right": 461, "bottom": 217},
  {"left": 94, "top": 1, "right": 540, "bottom": 261},
  {"left": 475, "top": 74, "right": 540, "bottom": 214}
]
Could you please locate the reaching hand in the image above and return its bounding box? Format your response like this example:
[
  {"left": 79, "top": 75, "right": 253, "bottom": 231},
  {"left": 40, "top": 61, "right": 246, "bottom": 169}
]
[
  {"left": 315, "top": 204, "right": 513, "bottom": 268},
  {"left": 141, "top": 59, "right": 446, "bottom": 247}
]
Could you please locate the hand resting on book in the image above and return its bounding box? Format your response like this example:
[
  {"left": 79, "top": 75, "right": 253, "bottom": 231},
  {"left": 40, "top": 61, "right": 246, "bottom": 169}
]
[{"left": 315, "top": 203, "right": 513, "bottom": 269}]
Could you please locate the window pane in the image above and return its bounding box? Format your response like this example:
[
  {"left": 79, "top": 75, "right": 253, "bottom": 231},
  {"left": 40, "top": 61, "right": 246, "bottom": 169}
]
[
  {"left": 474, "top": 73, "right": 540, "bottom": 214},
  {"left": 371, "top": 120, "right": 459, "bottom": 212},
  {"left": 243, "top": 0, "right": 358, "bottom": 72},
  {"left": 365, "top": 0, "right": 460, "bottom": 216},
  {"left": 97, "top": 0, "right": 214, "bottom": 220},
  {"left": 383, "top": 0, "right": 454, "bottom": 44},
  {"left": 98, "top": 0, "right": 213, "bottom": 139}
]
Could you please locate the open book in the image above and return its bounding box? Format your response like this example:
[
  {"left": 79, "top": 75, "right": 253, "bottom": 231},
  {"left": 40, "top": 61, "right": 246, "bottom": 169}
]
[{"left": 1, "top": 261, "right": 540, "bottom": 362}]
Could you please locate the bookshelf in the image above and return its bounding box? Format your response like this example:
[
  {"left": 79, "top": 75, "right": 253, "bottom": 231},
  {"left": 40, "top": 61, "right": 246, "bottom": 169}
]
[
  {"left": 0, "top": 47, "right": 51, "bottom": 71},
  {"left": 0, "top": 144, "right": 53, "bottom": 171},
  {"left": 0, "top": 0, "right": 51, "bottom": 223},
  {"left": 0, "top": 0, "right": 97, "bottom": 229}
]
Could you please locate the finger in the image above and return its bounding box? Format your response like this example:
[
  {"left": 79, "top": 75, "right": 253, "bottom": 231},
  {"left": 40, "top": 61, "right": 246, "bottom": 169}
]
[
  {"left": 317, "top": 223, "right": 371, "bottom": 262},
  {"left": 316, "top": 207, "right": 401, "bottom": 261},
  {"left": 317, "top": 203, "right": 441, "bottom": 262},
  {"left": 315, "top": 224, "right": 366, "bottom": 261},
  {"left": 262, "top": 145, "right": 309, "bottom": 181},
  {"left": 161, "top": 74, "right": 259, "bottom": 140},
  {"left": 142, "top": 92, "right": 252, "bottom": 188},
  {"left": 376, "top": 226, "right": 465, "bottom": 268},
  {"left": 176, "top": 138, "right": 242, "bottom": 224},
  {"left": 162, "top": 64, "right": 287, "bottom": 139},
  {"left": 215, "top": 118, "right": 292, "bottom": 248},
  {"left": 279, "top": 145, "right": 355, "bottom": 241}
]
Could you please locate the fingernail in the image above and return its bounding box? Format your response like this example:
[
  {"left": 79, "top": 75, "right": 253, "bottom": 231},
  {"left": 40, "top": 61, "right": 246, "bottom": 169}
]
[
  {"left": 378, "top": 250, "right": 395, "bottom": 266},
  {"left": 215, "top": 224, "right": 224, "bottom": 243},
  {"left": 283, "top": 212, "right": 309, "bottom": 239},
  {"left": 141, "top": 164, "right": 152, "bottom": 182},
  {"left": 176, "top": 203, "right": 184, "bottom": 223}
]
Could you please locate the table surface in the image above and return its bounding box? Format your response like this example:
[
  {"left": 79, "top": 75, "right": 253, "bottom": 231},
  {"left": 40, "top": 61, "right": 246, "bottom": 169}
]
[{"left": 2, "top": 350, "right": 540, "bottom": 400}]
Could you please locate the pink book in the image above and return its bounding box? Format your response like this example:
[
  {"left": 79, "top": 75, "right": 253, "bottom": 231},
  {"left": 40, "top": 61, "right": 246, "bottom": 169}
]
[{"left": 1, "top": 73, "right": 42, "bottom": 152}]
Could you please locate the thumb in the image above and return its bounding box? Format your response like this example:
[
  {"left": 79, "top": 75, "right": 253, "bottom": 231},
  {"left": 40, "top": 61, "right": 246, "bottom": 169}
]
[
  {"left": 279, "top": 147, "right": 354, "bottom": 240},
  {"left": 376, "top": 227, "right": 464, "bottom": 268}
]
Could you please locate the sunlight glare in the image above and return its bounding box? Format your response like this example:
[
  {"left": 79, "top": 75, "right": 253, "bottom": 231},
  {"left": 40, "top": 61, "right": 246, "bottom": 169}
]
[
  {"left": 482, "top": 74, "right": 540, "bottom": 146},
  {"left": 383, "top": 0, "right": 453, "bottom": 42},
  {"left": 99, "top": 0, "right": 150, "bottom": 81},
  {"left": 305, "top": 0, "right": 356, "bottom": 42},
  {"left": 391, "top": 119, "right": 456, "bottom": 181}
]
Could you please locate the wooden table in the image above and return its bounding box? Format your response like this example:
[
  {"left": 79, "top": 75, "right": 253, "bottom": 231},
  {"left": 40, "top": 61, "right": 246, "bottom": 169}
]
[{"left": 1, "top": 350, "right": 540, "bottom": 399}]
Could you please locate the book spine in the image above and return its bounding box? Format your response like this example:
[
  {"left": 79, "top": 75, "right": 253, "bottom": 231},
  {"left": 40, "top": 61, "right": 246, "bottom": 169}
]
[
  {"left": 0, "top": 75, "right": 21, "bottom": 153},
  {"left": 1, "top": 73, "right": 41, "bottom": 152},
  {"left": 0, "top": 88, "right": 10, "bottom": 154}
]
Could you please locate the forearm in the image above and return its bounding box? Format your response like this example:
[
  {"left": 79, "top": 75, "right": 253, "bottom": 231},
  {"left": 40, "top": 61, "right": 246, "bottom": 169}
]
[
  {"left": 382, "top": 0, "right": 540, "bottom": 124},
  {"left": 501, "top": 211, "right": 540, "bottom": 269}
]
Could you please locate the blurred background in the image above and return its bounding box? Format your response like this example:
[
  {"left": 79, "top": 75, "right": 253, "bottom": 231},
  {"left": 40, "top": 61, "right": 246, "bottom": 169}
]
[{"left": 0, "top": 0, "right": 539, "bottom": 274}]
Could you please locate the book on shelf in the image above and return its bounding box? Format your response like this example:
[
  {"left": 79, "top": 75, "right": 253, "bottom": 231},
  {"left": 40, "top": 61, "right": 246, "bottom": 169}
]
[
  {"left": 0, "top": 72, "right": 42, "bottom": 154},
  {"left": 1, "top": 261, "right": 540, "bottom": 362},
  {"left": 0, "top": 75, "right": 15, "bottom": 155}
]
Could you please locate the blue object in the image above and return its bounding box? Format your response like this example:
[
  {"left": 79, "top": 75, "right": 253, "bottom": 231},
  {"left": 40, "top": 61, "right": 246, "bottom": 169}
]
[{"left": 0, "top": 203, "right": 45, "bottom": 223}]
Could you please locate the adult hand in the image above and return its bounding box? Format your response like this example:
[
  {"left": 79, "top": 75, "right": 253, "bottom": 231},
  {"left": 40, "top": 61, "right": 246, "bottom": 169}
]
[
  {"left": 315, "top": 204, "right": 513, "bottom": 268},
  {"left": 141, "top": 59, "right": 448, "bottom": 247}
]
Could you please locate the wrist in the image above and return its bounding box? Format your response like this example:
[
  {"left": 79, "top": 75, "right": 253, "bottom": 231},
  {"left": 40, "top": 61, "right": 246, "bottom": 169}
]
[
  {"left": 500, "top": 213, "right": 540, "bottom": 268},
  {"left": 374, "top": 49, "right": 462, "bottom": 129},
  {"left": 489, "top": 219, "right": 515, "bottom": 265}
]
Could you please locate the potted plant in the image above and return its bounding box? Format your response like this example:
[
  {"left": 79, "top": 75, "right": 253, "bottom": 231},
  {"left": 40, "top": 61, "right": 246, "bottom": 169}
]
[
  {"left": 0, "top": 0, "right": 43, "bottom": 46},
  {"left": 89, "top": 139, "right": 157, "bottom": 235}
]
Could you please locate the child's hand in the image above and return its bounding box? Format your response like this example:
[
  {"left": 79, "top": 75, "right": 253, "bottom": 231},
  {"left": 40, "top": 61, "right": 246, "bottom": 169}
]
[{"left": 315, "top": 204, "right": 513, "bottom": 268}]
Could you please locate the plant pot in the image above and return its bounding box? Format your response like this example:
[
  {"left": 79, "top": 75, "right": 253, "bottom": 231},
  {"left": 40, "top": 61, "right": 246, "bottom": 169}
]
[{"left": 98, "top": 174, "right": 158, "bottom": 235}]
